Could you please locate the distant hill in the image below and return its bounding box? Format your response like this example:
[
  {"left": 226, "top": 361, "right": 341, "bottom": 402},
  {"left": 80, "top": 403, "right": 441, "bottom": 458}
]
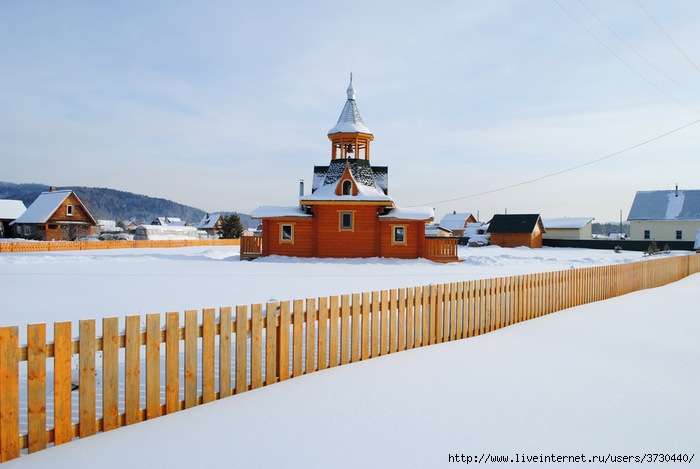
[{"left": 0, "top": 182, "right": 253, "bottom": 227}]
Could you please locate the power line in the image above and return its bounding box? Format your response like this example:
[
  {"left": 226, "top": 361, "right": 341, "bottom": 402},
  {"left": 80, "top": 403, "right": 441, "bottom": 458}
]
[
  {"left": 553, "top": 0, "right": 699, "bottom": 112},
  {"left": 634, "top": 0, "right": 700, "bottom": 75},
  {"left": 579, "top": 0, "right": 697, "bottom": 95},
  {"left": 415, "top": 118, "right": 700, "bottom": 207}
]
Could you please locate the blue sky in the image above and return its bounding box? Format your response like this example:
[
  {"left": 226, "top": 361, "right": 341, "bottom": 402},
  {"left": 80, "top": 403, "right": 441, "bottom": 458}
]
[{"left": 2, "top": 1, "right": 699, "bottom": 223}]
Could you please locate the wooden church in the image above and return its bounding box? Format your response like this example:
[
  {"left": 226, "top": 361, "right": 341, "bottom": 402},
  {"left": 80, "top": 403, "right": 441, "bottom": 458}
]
[{"left": 246, "top": 78, "right": 458, "bottom": 262}]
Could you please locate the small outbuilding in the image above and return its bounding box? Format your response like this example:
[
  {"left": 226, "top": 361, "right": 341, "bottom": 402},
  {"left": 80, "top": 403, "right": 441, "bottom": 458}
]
[
  {"left": 542, "top": 217, "right": 594, "bottom": 240},
  {"left": 487, "top": 214, "right": 545, "bottom": 248},
  {"left": 10, "top": 189, "right": 97, "bottom": 241},
  {"left": 0, "top": 199, "right": 27, "bottom": 238}
]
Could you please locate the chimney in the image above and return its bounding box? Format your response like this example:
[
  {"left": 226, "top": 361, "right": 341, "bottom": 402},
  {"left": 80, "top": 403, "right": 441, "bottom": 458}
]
[
  {"left": 299, "top": 179, "right": 304, "bottom": 197},
  {"left": 675, "top": 183, "right": 679, "bottom": 197},
  {"left": 49, "top": 186, "right": 56, "bottom": 192}
]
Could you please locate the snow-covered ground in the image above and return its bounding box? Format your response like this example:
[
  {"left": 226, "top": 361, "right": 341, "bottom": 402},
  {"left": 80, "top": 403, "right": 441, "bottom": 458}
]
[{"left": 1, "top": 246, "right": 698, "bottom": 467}]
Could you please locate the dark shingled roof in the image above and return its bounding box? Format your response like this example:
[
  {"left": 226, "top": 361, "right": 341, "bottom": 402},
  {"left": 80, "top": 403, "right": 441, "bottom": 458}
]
[
  {"left": 486, "top": 214, "right": 544, "bottom": 233},
  {"left": 312, "top": 159, "right": 388, "bottom": 195}
]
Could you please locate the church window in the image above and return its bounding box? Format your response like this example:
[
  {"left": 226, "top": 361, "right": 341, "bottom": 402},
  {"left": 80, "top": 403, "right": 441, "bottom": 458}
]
[
  {"left": 342, "top": 180, "right": 353, "bottom": 195},
  {"left": 392, "top": 225, "right": 406, "bottom": 245},
  {"left": 340, "top": 212, "right": 354, "bottom": 231},
  {"left": 280, "top": 224, "right": 294, "bottom": 243}
]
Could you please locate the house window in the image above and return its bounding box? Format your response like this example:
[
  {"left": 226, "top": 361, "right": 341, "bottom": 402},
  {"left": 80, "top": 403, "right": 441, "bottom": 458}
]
[
  {"left": 676, "top": 230, "right": 682, "bottom": 240},
  {"left": 66, "top": 205, "right": 74, "bottom": 216},
  {"left": 643, "top": 230, "right": 650, "bottom": 239},
  {"left": 342, "top": 180, "right": 353, "bottom": 195},
  {"left": 280, "top": 224, "right": 294, "bottom": 243},
  {"left": 339, "top": 212, "right": 354, "bottom": 231},
  {"left": 392, "top": 225, "right": 407, "bottom": 245}
]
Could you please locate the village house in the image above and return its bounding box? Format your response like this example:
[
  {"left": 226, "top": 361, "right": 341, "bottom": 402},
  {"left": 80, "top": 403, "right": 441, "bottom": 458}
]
[
  {"left": 542, "top": 217, "right": 594, "bottom": 240},
  {"left": 627, "top": 187, "right": 700, "bottom": 241},
  {"left": 248, "top": 78, "right": 458, "bottom": 262},
  {"left": 0, "top": 199, "right": 26, "bottom": 238},
  {"left": 10, "top": 188, "right": 97, "bottom": 241},
  {"left": 438, "top": 212, "right": 477, "bottom": 237},
  {"left": 196, "top": 212, "right": 236, "bottom": 238},
  {"left": 487, "top": 214, "right": 545, "bottom": 248}
]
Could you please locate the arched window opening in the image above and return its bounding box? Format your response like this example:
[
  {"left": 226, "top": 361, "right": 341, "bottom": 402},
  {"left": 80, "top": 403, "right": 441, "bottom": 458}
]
[{"left": 342, "top": 180, "right": 353, "bottom": 196}]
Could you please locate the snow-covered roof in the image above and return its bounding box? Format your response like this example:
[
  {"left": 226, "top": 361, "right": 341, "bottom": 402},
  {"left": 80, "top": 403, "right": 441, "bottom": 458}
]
[
  {"left": 197, "top": 212, "right": 236, "bottom": 229},
  {"left": 0, "top": 200, "right": 27, "bottom": 219},
  {"left": 627, "top": 190, "right": 700, "bottom": 220},
  {"left": 327, "top": 78, "right": 372, "bottom": 136},
  {"left": 250, "top": 206, "right": 312, "bottom": 219},
  {"left": 13, "top": 190, "right": 74, "bottom": 224},
  {"left": 439, "top": 213, "right": 474, "bottom": 231},
  {"left": 542, "top": 217, "right": 594, "bottom": 229},
  {"left": 306, "top": 159, "right": 392, "bottom": 203},
  {"left": 379, "top": 206, "right": 434, "bottom": 221}
]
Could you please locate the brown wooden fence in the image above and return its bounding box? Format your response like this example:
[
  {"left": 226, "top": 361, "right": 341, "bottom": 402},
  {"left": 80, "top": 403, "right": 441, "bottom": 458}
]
[
  {"left": 0, "top": 239, "right": 239, "bottom": 253},
  {"left": 1, "top": 254, "right": 698, "bottom": 461}
]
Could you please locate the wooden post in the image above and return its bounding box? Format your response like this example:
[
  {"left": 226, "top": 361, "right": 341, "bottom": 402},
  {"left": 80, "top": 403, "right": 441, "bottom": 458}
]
[
  {"left": 53, "top": 322, "right": 72, "bottom": 446},
  {"left": 340, "top": 295, "right": 350, "bottom": 364},
  {"left": 202, "top": 309, "right": 216, "bottom": 403},
  {"left": 278, "top": 301, "right": 291, "bottom": 380},
  {"left": 370, "top": 291, "right": 381, "bottom": 356},
  {"left": 361, "top": 292, "right": 371, "bottom": 360},
  {"left": 265, "top": 302, "right": 278, "bottom": 383},
  {"left": 351, "top": 294, "right": 361, "bottom": 362},
  {"left": 102, "top": 317, "right": 119, "bottom": 431},
  {"left": 165, "top": 312, "right": 180, "bottom": 414},
  {"left": 292, "top": 299, "right": 303, "bottom": 376},
  {"left": 184, "top": 310, "right": 198, "bottom": 407},
  {"left": 305, "top": 298, "right": 316, "bottom": 374},
  {"left": 220, "top": 307, "right": 233, "bottom": 395},
  {"left": 251, "top": 304, "right": 264, "bottom": 388},
  {"left": 316, "top": 298, "right": 328, "bottom": 371},
  {"left": 27, "top": 323, "right": 47, "bottom": 453},
  {"left": 328, "top": 296, "right": 339, "bottom": 367},
  {"left": 0, "top": 326, "right": 19, "bottom": 461},
  {"left": 146, "top": 313, "right": 162, "bottom": 418},
  {"left": 235, "top": 305, "right": 248, "bottom": 392},
  {"left": 125, "top": 315, "right": 141, "bottom": 425},
  {"left": 79, "top": 319, "right": 96, "bottom": 438}
]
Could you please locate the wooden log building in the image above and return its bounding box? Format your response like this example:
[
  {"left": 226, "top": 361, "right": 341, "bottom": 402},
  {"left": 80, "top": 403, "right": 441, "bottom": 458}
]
[{"left": 249, "top": 77, "right": 458, "bottom": 262}]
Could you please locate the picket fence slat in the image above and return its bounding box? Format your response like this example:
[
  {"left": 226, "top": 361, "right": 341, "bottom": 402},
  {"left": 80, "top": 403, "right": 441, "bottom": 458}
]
[{"left": 1, "top": 254, "right": 699, "bottom": 462}]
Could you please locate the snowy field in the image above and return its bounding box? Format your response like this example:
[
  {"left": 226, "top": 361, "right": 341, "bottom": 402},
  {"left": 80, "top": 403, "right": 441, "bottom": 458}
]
[{"left": 1, "top": 245, "right": 698, "bottom": 467}]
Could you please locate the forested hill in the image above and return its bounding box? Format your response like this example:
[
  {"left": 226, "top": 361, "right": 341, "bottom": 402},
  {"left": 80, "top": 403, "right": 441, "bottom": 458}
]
[{"left": 0, "top": 182, "right": 244, "bottom": 226}]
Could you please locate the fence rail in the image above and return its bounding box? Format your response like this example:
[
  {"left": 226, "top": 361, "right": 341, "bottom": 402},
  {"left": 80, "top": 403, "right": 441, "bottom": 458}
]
[
  {"left": 1, "top": 254, "right": 698, "bottom": 462},
  {"left": 0, "top": 239, "right": 240, "bottom": 253}
]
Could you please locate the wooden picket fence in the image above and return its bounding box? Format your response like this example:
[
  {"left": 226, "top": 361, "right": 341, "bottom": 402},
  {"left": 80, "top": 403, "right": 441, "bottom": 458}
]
[
  {"left": 0, "top": 239, "right": 239, "bottom": 253},
  {"left": 0, "top": 254, "right": 698, "bottom": 462}
]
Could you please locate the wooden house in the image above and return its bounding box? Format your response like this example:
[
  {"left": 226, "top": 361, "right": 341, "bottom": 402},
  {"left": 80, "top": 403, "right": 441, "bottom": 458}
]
[
  {"left": 196, "top": 212, "right": 235, "bottom": 238},
  {"left": 438, "top": 212, "right": 477, "bottom": 237},
  {"left": 249, "top": 78, "right": 458, "bottom": 262},
  {"left": 627, "top": 188, "right": 700, "bottom": 241},
  {"left": 10, "top": 188, "right": 97, "bottom": 241},
  {"left": 487, "top": 214, "right": 545, "bottom": 248},
  {"left": 0, "top": 199, "right": 26, "bottom": 238},
  {"left": 542, "top": 217, "right": 594, "bottom": 239}
]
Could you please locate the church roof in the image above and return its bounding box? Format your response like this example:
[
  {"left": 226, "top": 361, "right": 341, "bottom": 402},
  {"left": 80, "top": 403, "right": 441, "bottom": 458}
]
[
  {"left": 327, "top": 77, "right": 372, "bottom": 135},
  {"left": 305, "top": 159, "right": 392, "bottom": 203}
]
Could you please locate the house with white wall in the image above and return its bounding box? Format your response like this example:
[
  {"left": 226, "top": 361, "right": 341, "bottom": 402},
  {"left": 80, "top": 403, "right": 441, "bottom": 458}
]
[
  {"left": 627, "top": 188, "right": 700, "bottom": 241},
  {"left": 542, "top": 217, "right": 594, "bottom": 240}
]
